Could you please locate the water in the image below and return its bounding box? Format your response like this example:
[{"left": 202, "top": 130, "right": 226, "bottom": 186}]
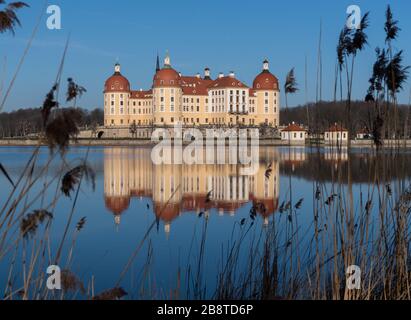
[{"left": 0, "top": 146, "right": 410, "bottom": 299}]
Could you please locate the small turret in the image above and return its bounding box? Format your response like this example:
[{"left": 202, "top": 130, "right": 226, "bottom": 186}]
[
  {"left": 114, "top": 62, "right": 121, "bottom": 74},
  {"left": 263, "top": 59, "right": 269, "bottom": 72},
  {"left": 204, "top": 67, "right": 211, "bottom": 80}
]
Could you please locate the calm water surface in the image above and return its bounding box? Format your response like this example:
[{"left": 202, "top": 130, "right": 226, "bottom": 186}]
[{"left": 0, "top": 146, "right": 410, "bottom": 299}]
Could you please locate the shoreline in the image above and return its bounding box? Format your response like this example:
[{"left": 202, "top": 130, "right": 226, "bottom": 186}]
[{"left": 1, "top": 138, "right": 410, "bottom": 148}]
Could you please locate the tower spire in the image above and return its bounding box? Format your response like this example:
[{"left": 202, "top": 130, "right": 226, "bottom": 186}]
[{"left": 156, "top": 53, "right": 160, "bottom": 72}]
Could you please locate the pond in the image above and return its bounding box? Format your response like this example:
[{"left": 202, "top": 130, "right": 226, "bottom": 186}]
[{"left": 0, "top": 146, "right": 410, "bottom": 300}]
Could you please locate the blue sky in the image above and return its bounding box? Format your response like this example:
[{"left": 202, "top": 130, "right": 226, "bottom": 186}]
[{"left": 0, "top": 0, "right": 410, "bottom": 111}]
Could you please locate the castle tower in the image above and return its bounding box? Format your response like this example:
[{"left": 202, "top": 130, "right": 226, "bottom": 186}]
[
  {"left": 104, "top": 148, "right": 131, "bottom": 226},
  {"left": 152, "top": 52, "right": 183, "bottom": 126},
  {"left": 104, "top": 63, "right": 131, "bottom": 127},
  {"left": 252, "top": 59, "right": 280, "bottom": 127}
]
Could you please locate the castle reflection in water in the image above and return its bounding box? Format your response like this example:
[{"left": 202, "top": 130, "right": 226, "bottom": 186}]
[
  {"left": 103, "top": 147, "right": 351, "bottom": 234},
  {"left": 103, "top": 147, "right": 283, "bottom": 234}
]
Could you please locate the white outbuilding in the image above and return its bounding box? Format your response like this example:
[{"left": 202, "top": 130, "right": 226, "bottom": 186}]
[
  {"left": 281, "top": 123, "right": 307, "bottom": 143},
  {"left": 324, "top": 123, "right": 349, "bottom": 145}
]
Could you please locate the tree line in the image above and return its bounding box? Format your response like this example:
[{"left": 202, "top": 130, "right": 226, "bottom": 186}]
[
  {"left": 0, "top": 107, "right": 103, "bottom": 138},
  {"left": 281, "top": 100, "right": 411, "bottom": 137}
]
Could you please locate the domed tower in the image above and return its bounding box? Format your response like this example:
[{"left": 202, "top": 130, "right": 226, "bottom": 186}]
[
  {"left": 252, "top": 59, "right": 280, "bottom": 127},
  {"left": 251, "top": 158, "right": 280, "bottom": 226},
  {"left": 104, "top": 148, "right": 131, "bottom": 226},
  {"left": 152, "top": 147, "right": 183, "bottom": 236},
  {"left": 104, "top": 63, "right": 131, "bottom": 127},
  {"left": 152, "top": 52, "right": 183, "bottom": 126}
]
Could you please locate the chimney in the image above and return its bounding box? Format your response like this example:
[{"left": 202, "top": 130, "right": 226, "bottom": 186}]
[
  {"left": 196, "top": 73, "right": 201, "bottom": 79},
  {"left": 218, "top": 72, "right": 224, "bottom": 79},
  {"left": 229, "top": 71, "right": 235, "bottom": 78}
]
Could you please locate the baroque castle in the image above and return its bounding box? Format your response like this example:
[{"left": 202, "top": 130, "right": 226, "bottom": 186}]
[{"left": 103, "top": 53, "right": 280, "bottom": 128}]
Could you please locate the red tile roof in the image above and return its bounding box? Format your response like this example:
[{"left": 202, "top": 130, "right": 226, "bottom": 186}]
[
  {"left": 153, "top": 68, "right": 181, "bottom": 88},
  {"left": 208, "top": 76, "right": 249, "bottom": 89},
  {"left": 253, "top": 71, "right": 279, "bottom": 91},
  {"left": 153, "top": 203, "right": 181, "bottom": 223},
  {"left": 105, "top": 196, "right": 130, "bottom": 215},
  {"left": 282, "top": 123, "right": 306, "bottom": 132},
  {"left": 104, "top": 73, "right": 130, "bottom": 93},
  {"left": 130, "top": 90, "right": 153, "bottom": 99},
  {"left": 326, "top": 123, "right": 348, "bottom": 132},
  {"left": 181, "top": 76, "right": 211, "bottom": 96}
]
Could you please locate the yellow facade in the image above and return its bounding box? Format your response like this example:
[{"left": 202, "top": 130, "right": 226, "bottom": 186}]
[
  {"left": 104, "top": 55, "right": 280, "bottom": 129},
  {"left": 104, "top": 147, "right": 280, "bottom": 230}
]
